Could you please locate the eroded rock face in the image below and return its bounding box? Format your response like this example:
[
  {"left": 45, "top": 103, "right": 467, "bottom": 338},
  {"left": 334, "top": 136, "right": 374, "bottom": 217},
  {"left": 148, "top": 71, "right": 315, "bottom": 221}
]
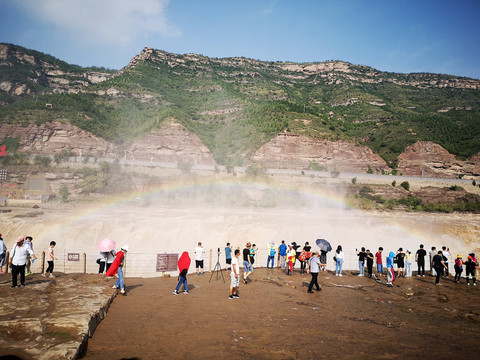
[
  {"left": 0, "top": 273, "right": 116, "bottom": 360},
  {"left": 397, "top": 141, "right": 480, "bottom": 178},
  {"left": 0, "top": 122, "right": 116, "bottom": 157},
  {"left": 127, "top": 120, "right": 216, "bottom": 165},
  {"left": 252, "top": 133, "right": 389, "bottom": 173}
]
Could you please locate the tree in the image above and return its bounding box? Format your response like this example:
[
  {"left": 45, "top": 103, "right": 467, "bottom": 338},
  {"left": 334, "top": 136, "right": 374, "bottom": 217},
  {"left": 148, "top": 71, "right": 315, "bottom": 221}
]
[
  {"left": 400, "top": 181, "right": 410, "bottom": 191},
  {"left": 59, "top": 185, "right": 70, "bottom": 202}
]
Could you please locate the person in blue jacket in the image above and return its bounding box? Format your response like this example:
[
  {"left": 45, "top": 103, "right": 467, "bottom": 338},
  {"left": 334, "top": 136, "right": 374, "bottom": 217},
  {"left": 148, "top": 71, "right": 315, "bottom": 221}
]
[{"left": 386, "top": 251, "right": 396, "bottom": 287}]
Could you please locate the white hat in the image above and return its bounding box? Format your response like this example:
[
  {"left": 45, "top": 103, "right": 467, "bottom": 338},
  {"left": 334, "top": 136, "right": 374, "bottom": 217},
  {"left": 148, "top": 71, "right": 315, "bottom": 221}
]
[{"left": 121, "top": 245, "right": 130, "bottom": 252}]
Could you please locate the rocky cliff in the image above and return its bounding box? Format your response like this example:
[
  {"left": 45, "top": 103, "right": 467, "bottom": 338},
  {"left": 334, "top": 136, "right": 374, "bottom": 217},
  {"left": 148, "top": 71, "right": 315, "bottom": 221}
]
[
  {"left": 0, "top": 43, "right": 113, "bottom": 103},
  {"left": 0, "top": 121, "right": 116, "bottom": 158},
  {"left": 127, "top": 120, "right": 216, "bottom": 165},
  {"left": 397, "top": 141, "right": 480, "bottom": 178},
  {"left": 251, "top": 133, "right": 389, "bottom": 173}
]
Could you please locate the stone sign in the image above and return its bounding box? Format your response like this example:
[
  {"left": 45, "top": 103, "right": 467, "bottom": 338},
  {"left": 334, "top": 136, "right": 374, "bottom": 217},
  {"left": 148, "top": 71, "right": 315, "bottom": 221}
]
[{"left": 156, "top": 253, "right": 178, "bottom": 272}]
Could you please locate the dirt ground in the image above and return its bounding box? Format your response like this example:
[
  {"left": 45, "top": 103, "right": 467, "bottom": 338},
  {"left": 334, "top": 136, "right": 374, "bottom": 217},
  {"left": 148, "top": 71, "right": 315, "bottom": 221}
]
[{"left": 83, "top": 267, "right": 480, "bottom": 360}]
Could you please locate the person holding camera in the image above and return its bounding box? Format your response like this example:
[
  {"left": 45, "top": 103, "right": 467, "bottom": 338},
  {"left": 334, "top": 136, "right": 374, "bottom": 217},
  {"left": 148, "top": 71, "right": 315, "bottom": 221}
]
[{"left": 9, "top": 236, "right": 37, "bottom": 289}]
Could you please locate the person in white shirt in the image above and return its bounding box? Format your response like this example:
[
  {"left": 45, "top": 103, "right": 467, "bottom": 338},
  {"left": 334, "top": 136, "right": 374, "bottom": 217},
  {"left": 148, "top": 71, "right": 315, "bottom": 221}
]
[
  {"left": 9, "top": 236, "right": 37, "bottom": 289},
  {"left": 195, "top": 242, "right": 204, "bottom": 276},
  {"left": 442, "top": 246, "right": 450, "bottom": 277},
  {"left": 229, "top": 249, "right": 241, "bottom": 299},
  {"left": 0, "top": 233, "right": 6, "bottom": 274}
]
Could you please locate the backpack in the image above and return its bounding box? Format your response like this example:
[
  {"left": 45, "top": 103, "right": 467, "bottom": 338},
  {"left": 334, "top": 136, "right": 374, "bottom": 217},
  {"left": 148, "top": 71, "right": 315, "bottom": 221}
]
[{"left": 269, "top": 248, "right": 275, "bottom": 257}]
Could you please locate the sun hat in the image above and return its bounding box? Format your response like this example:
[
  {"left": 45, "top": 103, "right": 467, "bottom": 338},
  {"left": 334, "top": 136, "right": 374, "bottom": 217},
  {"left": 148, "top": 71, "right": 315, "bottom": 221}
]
[
  {"left": 16, "top": 236, "right": 24, "bottom": 243},
  {"left": 121, "top": 245, "right": 130, "bottom": 252},
  {"left": 457, "top": 254, "right": 462, "bottom": 258}
]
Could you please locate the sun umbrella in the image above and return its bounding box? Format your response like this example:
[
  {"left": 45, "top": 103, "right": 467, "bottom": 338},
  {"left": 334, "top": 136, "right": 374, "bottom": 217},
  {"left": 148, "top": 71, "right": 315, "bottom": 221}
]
[
  {"left": 315, "top": 238, "right": 332, "bottom": 252},
  {"left": 98, "top": 238, "right": 116, "bottom": 252}
]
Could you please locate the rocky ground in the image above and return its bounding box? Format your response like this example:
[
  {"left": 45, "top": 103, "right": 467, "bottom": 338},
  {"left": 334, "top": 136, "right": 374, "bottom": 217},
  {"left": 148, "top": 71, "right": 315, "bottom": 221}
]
[
  {"left": 3, "top": 267, "right": 477, "bottom": 360},
  {"left": 0, "top": 273, "right": 115, "bottom": 360}
]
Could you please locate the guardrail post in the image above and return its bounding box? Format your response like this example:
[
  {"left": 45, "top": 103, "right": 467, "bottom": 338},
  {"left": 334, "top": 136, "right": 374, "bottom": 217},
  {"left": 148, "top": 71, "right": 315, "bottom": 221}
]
[
  {"left": 5, "top": 251, "right": 9, "bottom": 274},
  {"left": 83, "top": 253, "right": 86, "bottom": 273},
  {"left": 209, "top": 249, "right": 212, "bottom": 272},
  {"left": 41, "top": 251, "right": 45, "bottom": 274}
]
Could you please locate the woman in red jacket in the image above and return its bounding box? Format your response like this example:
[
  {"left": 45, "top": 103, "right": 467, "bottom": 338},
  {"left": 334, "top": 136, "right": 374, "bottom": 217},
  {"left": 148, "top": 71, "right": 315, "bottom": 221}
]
[
  {"left": 106, "top": 245, "right": 129, "bottom": 295},
  {"left": 173, "top": 251, "right": 191, "bottom": 295}
]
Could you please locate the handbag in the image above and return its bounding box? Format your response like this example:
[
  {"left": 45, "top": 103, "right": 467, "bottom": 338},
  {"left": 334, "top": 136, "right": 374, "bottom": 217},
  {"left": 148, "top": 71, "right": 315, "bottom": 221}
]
[{"left": 333, "top": 256, "right": 337, "bottom": 262}]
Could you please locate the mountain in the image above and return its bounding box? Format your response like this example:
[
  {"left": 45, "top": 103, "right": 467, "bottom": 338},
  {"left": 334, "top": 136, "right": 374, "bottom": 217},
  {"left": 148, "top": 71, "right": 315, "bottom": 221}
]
[{"left": 1, "top": 43, "right": 480, "bottom": 168}]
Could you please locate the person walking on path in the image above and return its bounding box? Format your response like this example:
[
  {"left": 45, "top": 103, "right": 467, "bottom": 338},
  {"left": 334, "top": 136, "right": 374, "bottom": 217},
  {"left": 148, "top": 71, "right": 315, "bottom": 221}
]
[
  {"left": 307, "top": 251, "right": 323, "bottom": 293},
  {"left": 106, "top": 245, "right": 129, "bottom": 295},
  {"left": 0, "top": 233, "right": 7, "bottom": 274},
  {"left": 464, "top": 253, "right": 477, "bottom": 286},
  {"left": 432, "top": 250, "right": 448, "bottom": 285},
  {"left": 386, "top": 251, "right": 396, "bottom": 287},
  {"left": 24, "top": 236, "right": 34, "bottom": 275},
  {"left": 375, "top": 247, "right": 383, "bottom": 279},
  {"left": 242, "top": 243, "right": 253, "bottom": 283},
  {"left": 225, "top": 243, "right": 232, "bottom": 270},
  {"left": 195, "top": 242, "right": 204, "bottom": 276},
  {"left": 229, "top": 249, "right": 241, "bottom": 299},
  {"left": 173, "top": 251, "right": 191, "bottom": 295},
  {"left": 279, "top": 240, "right": 287, "bottom": 269},
  {"left": 267, "top": 241, "right": 277, "bottom": 269},
  {"left": 454, "top": 254, "right": 463, "bottom": 283},
  {"left": 9, "top": 236, "right": 37, "bottom": 289},
  {"left": 334, "top": 245, "right": 344, "bottom": 277},
  {"left": 42, "top": 241, "right": 57, "bottom": 278},
  {"left": 356, "top": 247, "right": 366, "bottom": 276},
  {"left": 415, "top": 244, "right": 427, "bottom": 277}
]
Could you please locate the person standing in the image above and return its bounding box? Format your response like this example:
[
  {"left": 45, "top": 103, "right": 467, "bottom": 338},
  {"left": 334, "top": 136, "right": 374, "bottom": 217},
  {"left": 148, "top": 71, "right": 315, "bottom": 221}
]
[
  {"left": 106, "top": 245, "right": 129, "bottom": 295},
  {"left": 195, "top": 242, "right": 204, "bottom": 276},
  {"left": 307, "top": 251, "right": 322, "bottom": 293},
  {"left": 365, "top": 249, "right": 374, "bottom": 278},
  {"left": 375, "top": 247, "right": 383, "bottom": 278},
  {"left": 267, "top": 241, "right": 277, "bottom": 269},
  {"left": 0, "top": 233, "right": 6, "bottom": 274},
  {"left": 454, "top": 254, "right": 463, "bottom": 283},
  {"left": 334, "top": 245, "right": 344, "bottom": 277},
  {"left": 279, "top": 240, "right": 287, "bottom": 269},
  {"left": 299, "top": 241, "right": 312, "bottom": 274},
  {"left": 356, "top": 247, "right": 367, "bottom": 276},
  {"left": 405, "top": 249, "right": 414, "bottom": 277},
  {"left": 42, "top": 241, "right": 57, "bottom": 278},
  {"left": 24, "top": 236, "right": 34, "bottom": 275},
  {"left": 243, "top": 243, "right": 253, "bottom": 283},
  {"left": 432, "top": 250, "right": 447, "bottom": 285},
  {"left": 464, "top": 253, "right": 477, "bottom": 286},
  {"left": 173, "top": 251, "right": 191, "bottom": 295},
  {"left": 386, "top": 251, "right": 396, "bottom": 287},
  {"left": 442, "top": 246, "right": 450, "bottom": 277},
  {"left": 286, "top": 243, "right": 296, "bottom": 275},
  {"left": 429, "top": 247, "right": 437, "bottom": 277},
  {"left": 415, "top": 244, "right": 427, "bottom": 277},
  {"left": 319, "top": 250, "right": 327, "bottom": 272},
  {"left": 229, "top": 249, "right": 241, "bottom": 299},
  {"left": 250, "top": 244, "right": 256, "bottom": 267},
  {"left": 395, "top": 248, "right": 406, "bottom": 277},
  {"left": 9, "top": 236, "right": 37, "bottom": 289},
  {"left": 225, "top": 242, "right": 232, "bottom": 270}
]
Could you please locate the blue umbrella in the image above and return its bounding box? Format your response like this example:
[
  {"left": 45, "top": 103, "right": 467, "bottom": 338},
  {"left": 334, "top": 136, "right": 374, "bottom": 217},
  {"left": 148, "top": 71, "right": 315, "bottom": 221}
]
[{"left": 315, "top": 238, "right": 332, "bottom": 252}]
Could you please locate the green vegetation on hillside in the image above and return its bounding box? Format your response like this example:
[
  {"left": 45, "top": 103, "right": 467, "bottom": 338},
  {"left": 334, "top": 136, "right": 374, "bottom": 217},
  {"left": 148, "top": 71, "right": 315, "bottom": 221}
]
[{"left": 1, "top": 45, "right": 480, "bottom": 166}]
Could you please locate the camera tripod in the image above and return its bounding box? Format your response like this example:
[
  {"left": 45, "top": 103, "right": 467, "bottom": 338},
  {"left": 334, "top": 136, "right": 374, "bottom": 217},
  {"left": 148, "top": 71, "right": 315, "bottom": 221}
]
[{"left": 209, "top": 249, "right": 225, "bottom": 283}]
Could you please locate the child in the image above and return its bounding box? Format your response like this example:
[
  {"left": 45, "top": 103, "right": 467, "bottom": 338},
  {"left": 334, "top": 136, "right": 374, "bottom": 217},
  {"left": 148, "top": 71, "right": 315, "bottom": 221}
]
[
  {"left": 454, "top": 254, "right": 463, "bottom": 283},
  {"left": 464, "top": 253, "right": 477, "bottom": 286},
  {"left": 42, "top": 241, "right": 57, "bottom": 278},
  {"left": 386, "top": 251, "right": 396, "bottom": 287}
]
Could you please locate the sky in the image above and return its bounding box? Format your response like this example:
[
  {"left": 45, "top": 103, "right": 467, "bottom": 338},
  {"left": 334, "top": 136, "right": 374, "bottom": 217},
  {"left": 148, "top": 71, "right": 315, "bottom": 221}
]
[{"left": 0, "top": 0, "right": 479, "bottom": 79}]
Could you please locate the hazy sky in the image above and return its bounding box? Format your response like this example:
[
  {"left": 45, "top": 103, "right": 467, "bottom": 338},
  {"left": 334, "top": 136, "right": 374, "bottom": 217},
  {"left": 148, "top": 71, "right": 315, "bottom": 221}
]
[{"left": 1, "top": 0, "right": 479, "bottom": 79}]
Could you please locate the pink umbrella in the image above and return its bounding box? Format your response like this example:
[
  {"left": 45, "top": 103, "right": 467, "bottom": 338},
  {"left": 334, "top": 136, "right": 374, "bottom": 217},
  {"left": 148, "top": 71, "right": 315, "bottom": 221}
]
[{"left": 98, "top": 238, "right": 116, "bottom": 252}]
